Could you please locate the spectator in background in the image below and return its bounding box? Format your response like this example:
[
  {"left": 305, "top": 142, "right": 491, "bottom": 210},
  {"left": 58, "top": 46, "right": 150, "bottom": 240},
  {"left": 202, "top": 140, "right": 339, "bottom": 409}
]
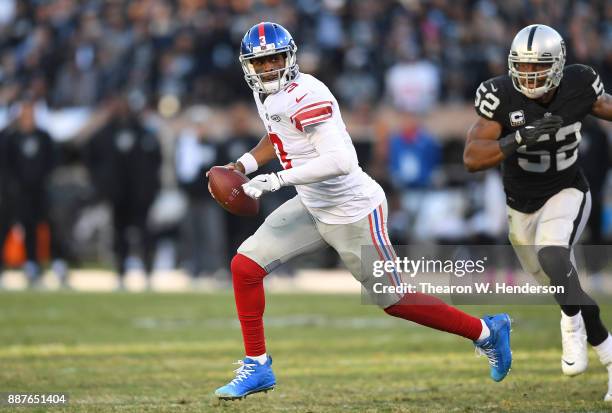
[
  {"left": 220, "top": 103, "right": 268, "bottom": 255},
  {"left": 334, "top": 50, "right": 379, "bottom": 109},
  {"left": 580, "top": 117, "right": 610, "bottom": 246},
  {"left": 0, "top": 0, "right": 610, "bottom": 113},
  {"left": 384, "top": 13, "right": 440, "bottom": 115},
  {"left": 2, "top": 98, "right": 62, "bottom": 285},
  {"left": 85, "top": 96, "right": 161, "bottom": 289},
  {"left": 579, "top": 116, "right": 610, "bottom": 277},
  {"left": 384, "top": 113, "right": 441, "bottom": 189},
  {"left": 385, "top": 55, "right": 440, "bottom": 114},
  {"left": 175, "top": 108, "right": 227, "bottom": 282},
  {"left": 373, "top": 111, "right": 442, "bottom": 243},
  {"left": 156, "top": 28, "right": 197, "bottom": 102},
  {"left": 0, "top": 120, "right": 13, "bottom": 284}
]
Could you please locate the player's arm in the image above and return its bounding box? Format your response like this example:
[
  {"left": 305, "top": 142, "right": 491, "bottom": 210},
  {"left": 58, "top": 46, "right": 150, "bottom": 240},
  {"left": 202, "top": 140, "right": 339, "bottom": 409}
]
[
  {"left": 464, "top": 115, "right": 563, "bottom": 172},
  {"left": 242, "top": 122, "right": 356, "bottom": 199},
  {"left": 234, "top": 134, "right": 277, "bottom": 174},
  {"left": 591, "top": 93, "right": 612, "bottom": 121},
  {"left": 465, "top": 80, "right": 517, "bottom": 172},
  {"left": 463, "top": 116, "right": 504, "bottom": 172},
  {"left": 206, "top": 133, "right": 275, "bottom": 177},
  {"left": 276, "top": 121, "right": 356, "bottom": 185}
]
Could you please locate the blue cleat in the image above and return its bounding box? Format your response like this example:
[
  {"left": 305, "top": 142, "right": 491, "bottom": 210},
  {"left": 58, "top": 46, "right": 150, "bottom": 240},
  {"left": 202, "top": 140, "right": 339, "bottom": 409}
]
[
  {"left": 215, "top": 356, "right": 276, "bottom": 400},
  {"left": 474, "top": 314, "right": 512, "bottom": 382}
]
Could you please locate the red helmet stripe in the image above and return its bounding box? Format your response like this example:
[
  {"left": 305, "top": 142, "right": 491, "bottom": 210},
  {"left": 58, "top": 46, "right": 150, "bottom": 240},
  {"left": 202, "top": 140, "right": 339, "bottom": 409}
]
[{"left": 258, "top": 22, "right": 265, "bottom": 44}]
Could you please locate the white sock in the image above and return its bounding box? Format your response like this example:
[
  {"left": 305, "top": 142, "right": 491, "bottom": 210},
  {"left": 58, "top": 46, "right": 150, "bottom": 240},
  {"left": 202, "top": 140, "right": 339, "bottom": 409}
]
[
  {"left": 478, "top": 319, "right": 490, "bottom": 341},
  {"left": 594, "top": 334, "right": 612, "bottom": 366},
  {"left": 247, "top": 353, "right": 267, "bottom": 365},
  {"left": 561, "top": 310, "right": 582, "bottom": 330}
]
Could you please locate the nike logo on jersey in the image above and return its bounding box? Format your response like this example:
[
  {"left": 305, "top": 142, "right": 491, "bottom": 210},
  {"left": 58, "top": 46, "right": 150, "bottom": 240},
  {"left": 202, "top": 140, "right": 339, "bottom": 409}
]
[
  {"left": 491, "top": 84, "right": 498, "bottom": 92},
  {"left": 562, "top": 359, "right": 575, "bottom": 366},
  {"left": 296, "top": 93, "right": 308, "bottom": 103}
]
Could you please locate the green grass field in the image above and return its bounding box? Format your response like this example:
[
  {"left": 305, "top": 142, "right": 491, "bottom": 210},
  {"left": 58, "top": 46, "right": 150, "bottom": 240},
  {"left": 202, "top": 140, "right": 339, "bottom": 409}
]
[{"left": 0, "top": 292, "right": 611, "bottom": 413}]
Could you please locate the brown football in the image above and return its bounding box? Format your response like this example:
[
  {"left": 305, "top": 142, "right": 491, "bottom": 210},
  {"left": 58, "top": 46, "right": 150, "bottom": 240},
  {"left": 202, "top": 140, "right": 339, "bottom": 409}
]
[{"left": 207, "top": 166, "right": 260, "bottom": 216}]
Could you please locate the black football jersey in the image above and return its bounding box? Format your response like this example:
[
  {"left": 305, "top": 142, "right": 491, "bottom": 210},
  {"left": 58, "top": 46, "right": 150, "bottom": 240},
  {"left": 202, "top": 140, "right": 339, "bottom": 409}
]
[{"left": 474, "top": 64, "right": 605, "bottom": 213}]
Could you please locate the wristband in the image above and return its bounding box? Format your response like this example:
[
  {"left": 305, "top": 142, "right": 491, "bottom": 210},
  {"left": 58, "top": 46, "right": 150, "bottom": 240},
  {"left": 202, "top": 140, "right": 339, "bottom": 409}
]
[
  {"left": 499, "top": 132, "right": 521, "bottom": 157},
  {"left": 237, "top": 152, "right": 258, "bottom": 175}
]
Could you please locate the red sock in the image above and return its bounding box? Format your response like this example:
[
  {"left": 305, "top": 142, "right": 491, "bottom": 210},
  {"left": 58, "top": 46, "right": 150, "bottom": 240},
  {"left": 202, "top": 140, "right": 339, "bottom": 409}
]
[
  {"left": 231, "top": 254, "right": 268, "bottom": 356},
  {"left": 384, "top": 292, "right": 483, "bottom": 340}
]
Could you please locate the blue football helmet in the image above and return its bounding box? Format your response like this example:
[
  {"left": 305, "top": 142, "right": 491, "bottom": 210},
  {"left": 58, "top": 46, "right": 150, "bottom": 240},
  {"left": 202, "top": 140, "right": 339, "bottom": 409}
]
[{"left": 239, "top": 22, "right": 298, "bottom": 94}]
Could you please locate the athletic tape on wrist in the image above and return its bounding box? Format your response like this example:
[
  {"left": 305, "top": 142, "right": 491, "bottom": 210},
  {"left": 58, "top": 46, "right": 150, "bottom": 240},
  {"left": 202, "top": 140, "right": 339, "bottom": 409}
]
[{"left": 237, "top": 152, "right": 258, "bottom": 175}]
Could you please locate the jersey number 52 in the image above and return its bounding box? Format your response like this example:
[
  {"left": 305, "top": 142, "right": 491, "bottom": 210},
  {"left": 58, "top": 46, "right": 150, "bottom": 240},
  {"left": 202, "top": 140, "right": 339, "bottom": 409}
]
[
  {"left": 516, "top": 122, "right": 582, "bottom": 173},
  {"left": 475, "top": 83, "right": 501, "bottom": 119}
]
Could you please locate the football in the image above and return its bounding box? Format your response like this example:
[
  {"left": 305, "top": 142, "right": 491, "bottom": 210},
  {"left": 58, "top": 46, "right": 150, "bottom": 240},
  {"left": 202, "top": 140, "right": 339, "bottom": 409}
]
[{"left": 207, "top": 166, "right": 260, "bottom": 216}]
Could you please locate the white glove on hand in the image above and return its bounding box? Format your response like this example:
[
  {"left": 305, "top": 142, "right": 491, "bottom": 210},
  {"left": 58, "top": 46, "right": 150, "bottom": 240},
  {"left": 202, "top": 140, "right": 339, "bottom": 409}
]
[{"left": 242, "top": 173, "right": 283, "bottom": 199}]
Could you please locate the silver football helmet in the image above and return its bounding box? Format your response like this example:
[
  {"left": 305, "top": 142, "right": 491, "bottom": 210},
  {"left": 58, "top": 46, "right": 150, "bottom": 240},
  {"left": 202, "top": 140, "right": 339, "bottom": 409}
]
[{"left": 508, "top": 24, "right": 565, "bottom": 99}]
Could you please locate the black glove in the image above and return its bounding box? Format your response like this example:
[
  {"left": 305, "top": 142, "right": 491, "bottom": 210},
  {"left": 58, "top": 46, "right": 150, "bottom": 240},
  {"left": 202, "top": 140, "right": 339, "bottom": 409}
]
[
  {"left": 516, "top": 115, "right": 564, "bottom": 146},
  {"left": 499, "top": 115, "right": 563, "bottom": 157}
]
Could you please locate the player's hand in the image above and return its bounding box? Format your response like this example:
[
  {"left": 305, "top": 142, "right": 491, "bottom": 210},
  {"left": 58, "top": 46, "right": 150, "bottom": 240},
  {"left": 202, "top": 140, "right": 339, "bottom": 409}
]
[
  {"left": 516, "top": 115, "right": 563, "bottom": 146},
  {"left": 205, "top": 162, "right": 245, "bottom": 178},
  {"left": 242, "top": 173, "right": 282, "bottom": 199}
]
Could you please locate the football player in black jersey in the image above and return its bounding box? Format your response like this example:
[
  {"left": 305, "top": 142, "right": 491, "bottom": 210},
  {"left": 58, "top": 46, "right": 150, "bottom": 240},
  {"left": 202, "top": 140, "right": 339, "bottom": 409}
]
[{"left": 464, "top": 24, "right": 612, "bottom": 401}]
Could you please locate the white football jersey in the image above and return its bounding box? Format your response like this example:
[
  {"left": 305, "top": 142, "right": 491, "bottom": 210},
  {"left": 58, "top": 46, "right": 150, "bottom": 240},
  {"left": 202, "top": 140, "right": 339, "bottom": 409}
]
[{"left": 253, "top": 72, "right": 384, "bottom": 224}]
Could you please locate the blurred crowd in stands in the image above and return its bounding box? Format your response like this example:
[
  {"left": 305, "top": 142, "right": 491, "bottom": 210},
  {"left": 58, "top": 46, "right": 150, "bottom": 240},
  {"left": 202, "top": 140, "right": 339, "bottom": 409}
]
[{"left": 0, "top": 0, "right": 611, "bottom": 286}]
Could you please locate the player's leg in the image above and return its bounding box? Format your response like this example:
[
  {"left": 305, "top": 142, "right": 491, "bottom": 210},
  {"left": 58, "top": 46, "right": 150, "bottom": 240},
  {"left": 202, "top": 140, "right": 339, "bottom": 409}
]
[
  {"left": 0, "top": 200, "right": 11, "bottom": 285},
  {"left": 507, "top": 205, "right": 542, "bottom": 281},
  {"left": 318, "top": 201, "right": 512, "bottom": 382},
  {"left": 566, "top": 193, "right": 611, "bottom": 354},
  {"left": 18, "top": 195, "right": 43, "bottom": 285},
  {"left": 508, "top": 193, "right": 588, "bottom": 375},
  {"left": 535, "top": 189, "right": 611, "bottom": 386},
  {"left": 111, "top": 202, "right": 129, "bottom": 288},
  {"left": 216, "top": 196, "right": 327, "bottom": 399},
  {"left": 133, "top": 205, "right": 155, "bottom": 282}
]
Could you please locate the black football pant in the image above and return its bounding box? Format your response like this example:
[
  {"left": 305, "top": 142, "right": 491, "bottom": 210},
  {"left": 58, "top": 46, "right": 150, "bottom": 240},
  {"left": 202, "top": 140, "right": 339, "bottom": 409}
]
[
  {"left": 112, "top": 201, "right": 155, "bottom": 277},
  {"left": 538, "top": 246, "right": 609, "bottom": 346}
]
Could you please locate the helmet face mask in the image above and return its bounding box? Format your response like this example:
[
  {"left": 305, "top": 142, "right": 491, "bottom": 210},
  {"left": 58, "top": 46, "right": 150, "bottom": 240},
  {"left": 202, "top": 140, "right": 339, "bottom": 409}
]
[
  {"left": 240, "top": 48, "right": 297, "bottom": 94},
  {"left": 508, "top": 24, "right": 565, "bottom": 99},
  {"left": 239, "top": 22, "right": 298, "bottom": 94}
]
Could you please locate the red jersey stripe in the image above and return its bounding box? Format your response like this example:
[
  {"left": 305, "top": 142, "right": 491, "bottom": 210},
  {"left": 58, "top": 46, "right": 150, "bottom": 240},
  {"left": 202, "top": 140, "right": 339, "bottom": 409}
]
[
  {"left": 293, "top": 106, "right": 333, "bottom": 131},
  {"left": 290, "top": 101, "right": 333, "bottom": 121},
  {"left": 299, "top": 114, "right": 333, "bottom": 129}
]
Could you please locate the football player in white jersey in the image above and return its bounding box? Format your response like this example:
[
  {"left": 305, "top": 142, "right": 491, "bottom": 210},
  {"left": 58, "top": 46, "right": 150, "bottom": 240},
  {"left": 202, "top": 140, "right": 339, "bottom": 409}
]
[{"left": 212, "top": 22, "right": 513, "bottom": 400}]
